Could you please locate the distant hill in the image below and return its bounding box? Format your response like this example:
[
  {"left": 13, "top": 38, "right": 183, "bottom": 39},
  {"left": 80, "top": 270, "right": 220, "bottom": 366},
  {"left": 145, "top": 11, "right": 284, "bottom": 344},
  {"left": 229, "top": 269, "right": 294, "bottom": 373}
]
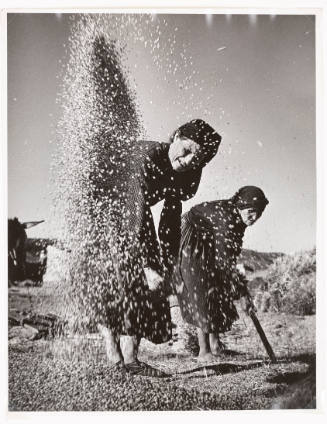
[{"left": 239, "top": 249, "right": 285, "bottom": 273}]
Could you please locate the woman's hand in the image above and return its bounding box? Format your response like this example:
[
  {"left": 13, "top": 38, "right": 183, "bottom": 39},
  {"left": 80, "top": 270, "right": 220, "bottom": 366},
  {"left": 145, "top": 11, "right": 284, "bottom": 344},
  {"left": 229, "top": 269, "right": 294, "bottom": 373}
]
[
  {"left": 144, "top": 267, "right": 164, "bottom": 291},
  {"left": 241, "top": 294, "right": 257, "bottom": 315}
]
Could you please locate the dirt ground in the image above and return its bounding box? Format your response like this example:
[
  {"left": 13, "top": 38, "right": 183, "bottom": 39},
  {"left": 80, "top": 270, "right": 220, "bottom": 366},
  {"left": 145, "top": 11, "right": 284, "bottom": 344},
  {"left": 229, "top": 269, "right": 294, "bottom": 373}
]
[{"left": 8, "top": 282, "right": 316, "bottom": 411}]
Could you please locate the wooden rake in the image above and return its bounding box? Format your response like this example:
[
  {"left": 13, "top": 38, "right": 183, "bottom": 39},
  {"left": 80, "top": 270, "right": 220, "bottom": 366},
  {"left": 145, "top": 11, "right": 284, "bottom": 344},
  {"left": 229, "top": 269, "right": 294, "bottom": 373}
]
[{"left": 246, "top": 306, "right": 277, "bottom": 363}]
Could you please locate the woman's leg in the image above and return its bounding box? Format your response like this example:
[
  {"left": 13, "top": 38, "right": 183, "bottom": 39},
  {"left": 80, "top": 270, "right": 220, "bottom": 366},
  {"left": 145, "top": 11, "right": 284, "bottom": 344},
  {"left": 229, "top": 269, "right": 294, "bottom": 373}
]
[
  {"left": 120, "top": 335, "right": 140, "bottom": 364},
  {"left": 197, "top": 328, "right": 213, "bottom": 360},
  {"left": 97, "top": 324, "right": 123, "bottom": 364},
  {"left": 209, "top": 333, "right": 224, "bottom": 355}
]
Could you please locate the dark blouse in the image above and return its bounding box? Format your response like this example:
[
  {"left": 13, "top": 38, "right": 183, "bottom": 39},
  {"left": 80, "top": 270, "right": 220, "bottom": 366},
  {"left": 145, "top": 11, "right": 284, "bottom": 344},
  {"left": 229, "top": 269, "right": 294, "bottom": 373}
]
[
  {"left": 124, "top": 140, "right": 202, "bottom": 274},
  {"left": 187, "top": 199, "right": 246, "bottom": 272}
]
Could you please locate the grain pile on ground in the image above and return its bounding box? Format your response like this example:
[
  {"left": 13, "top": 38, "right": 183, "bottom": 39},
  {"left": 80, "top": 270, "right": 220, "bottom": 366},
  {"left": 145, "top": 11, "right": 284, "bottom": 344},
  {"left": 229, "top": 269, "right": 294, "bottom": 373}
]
[
  {"left": 9, "top": 282, "right": 316, "bottom": 411},
  {"left": 8, "top": 321, "right": 315, "bottom": 410},
  {"left": 10, "top": 346, "right": 272, "bottom": 411}
]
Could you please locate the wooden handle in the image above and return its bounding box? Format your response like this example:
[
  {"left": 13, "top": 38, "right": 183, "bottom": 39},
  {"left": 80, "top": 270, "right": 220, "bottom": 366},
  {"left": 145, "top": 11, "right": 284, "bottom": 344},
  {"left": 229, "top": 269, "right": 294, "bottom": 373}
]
[{"left": 249, "top": 309, "right": 277, "bottom": 363}]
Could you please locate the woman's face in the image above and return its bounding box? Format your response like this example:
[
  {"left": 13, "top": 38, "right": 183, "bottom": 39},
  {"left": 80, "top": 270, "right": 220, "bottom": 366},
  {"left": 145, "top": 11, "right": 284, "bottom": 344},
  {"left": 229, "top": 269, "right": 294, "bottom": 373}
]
[
  {"left": 239, "top": 207, "right": 262, "bottom": 226},
  {"left": 168, "top": 134, "right": 201, "bottom": 172}
]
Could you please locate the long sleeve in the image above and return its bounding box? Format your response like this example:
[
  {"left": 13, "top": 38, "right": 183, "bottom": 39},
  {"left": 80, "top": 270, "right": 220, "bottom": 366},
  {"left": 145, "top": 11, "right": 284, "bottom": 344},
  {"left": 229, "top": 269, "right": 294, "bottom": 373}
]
[
  {"left": 125, "top": 165, "right": 163, "bottom": 274},
  {"left": 213, "top": 223, "right": 241, "bottom": 272},
  {"left": 158, "top": 197, "right": 182, "bottom": 272}
]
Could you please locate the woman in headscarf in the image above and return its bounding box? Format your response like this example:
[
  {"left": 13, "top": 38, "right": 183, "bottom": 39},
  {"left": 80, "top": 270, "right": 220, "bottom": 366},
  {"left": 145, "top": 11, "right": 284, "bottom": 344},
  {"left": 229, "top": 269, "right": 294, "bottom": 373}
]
[
  {"left": 172, "top": 186, "right": 269, "bottom": 362},
  {"left": 100, "top": 119, "right": 222, "bottom": 376}
]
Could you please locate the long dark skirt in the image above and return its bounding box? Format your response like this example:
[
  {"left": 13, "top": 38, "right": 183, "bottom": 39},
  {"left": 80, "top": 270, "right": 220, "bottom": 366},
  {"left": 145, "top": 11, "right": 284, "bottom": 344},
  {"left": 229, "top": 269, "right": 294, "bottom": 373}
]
[
  {"left": 106, "top": 279, "right": 172, "bottom": 344},
  {"left": 173, "top": 214, "right": 239, "bottom": 333}
]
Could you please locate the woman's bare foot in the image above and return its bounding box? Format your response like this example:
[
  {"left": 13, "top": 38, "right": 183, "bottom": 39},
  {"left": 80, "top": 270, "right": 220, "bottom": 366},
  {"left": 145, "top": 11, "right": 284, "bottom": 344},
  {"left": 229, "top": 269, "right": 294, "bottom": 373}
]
[{"left": 197, "top": 352, "right": 218, "bottom": 363}]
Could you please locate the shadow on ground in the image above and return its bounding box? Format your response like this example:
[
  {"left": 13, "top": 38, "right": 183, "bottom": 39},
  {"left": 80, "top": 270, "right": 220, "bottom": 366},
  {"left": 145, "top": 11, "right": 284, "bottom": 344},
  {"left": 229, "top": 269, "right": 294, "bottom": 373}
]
[{"left": 177, "top": 360, "right": 265, "bottom": 376}]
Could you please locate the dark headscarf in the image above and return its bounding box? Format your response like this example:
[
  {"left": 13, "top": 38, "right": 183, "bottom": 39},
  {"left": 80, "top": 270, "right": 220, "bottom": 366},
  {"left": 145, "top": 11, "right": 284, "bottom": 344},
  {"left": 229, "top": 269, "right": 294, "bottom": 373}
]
[
  {"left": 173, "top": 119, "right": 221, "bottom": 168},
  {"left": 231, "top": 186, "right": 269, "bottom": 214}
]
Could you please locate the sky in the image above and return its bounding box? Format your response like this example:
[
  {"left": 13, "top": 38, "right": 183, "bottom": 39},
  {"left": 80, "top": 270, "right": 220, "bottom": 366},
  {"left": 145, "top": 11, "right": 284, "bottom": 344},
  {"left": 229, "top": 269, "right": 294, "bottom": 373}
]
[{"left": 7, "top": 13, "right": 316, "bottom": 253}]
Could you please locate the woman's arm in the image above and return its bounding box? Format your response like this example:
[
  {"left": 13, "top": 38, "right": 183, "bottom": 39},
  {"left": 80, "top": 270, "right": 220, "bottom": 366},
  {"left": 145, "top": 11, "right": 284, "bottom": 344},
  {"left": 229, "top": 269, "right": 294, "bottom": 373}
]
[
  {"left": 213, "top": 228, "right": 239, "bottom": 272},
  {"left": 158, "top": 196, "right": 182, "bottom": 272},
  {"left": 125, "top": 168, "right": 163, "bottom": 276}
]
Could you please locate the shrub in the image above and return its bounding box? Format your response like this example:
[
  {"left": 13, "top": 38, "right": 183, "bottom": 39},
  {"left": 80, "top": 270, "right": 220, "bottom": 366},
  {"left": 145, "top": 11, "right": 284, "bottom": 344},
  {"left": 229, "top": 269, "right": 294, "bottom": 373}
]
[{"left": 258, "top": 249, "right": 316, "bottom": 315}]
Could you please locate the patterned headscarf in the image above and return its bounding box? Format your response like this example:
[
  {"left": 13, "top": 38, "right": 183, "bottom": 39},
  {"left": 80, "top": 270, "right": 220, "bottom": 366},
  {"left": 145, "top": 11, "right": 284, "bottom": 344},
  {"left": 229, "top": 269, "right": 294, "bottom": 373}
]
[
  {"left": 232, "top": 186, "right": 269, "bottom": 213},
  {"left": 173, "top": 119, "right": 221, "bottom": 168}
]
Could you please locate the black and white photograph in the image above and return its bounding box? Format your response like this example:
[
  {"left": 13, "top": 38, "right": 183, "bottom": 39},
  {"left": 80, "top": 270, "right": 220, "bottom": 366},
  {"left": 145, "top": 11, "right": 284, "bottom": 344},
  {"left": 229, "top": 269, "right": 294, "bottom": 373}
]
[{"left": 3, "top": 3, "right": 325, "bottom": 415}]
